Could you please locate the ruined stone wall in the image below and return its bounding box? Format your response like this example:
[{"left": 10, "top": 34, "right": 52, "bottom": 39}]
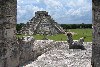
[
  {"left": 92, "top": 0, "right": 100, "bottom": 67},
  {"left": 17, "top": 38, "right": 34, "bottom": 66},
  {"left": 18, "top": 39, "right": 56, "bottom": 66}
]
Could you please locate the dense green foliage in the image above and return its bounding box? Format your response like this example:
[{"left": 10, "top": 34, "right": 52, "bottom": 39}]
[
  {"left": 16, "top": 23, "right": 92, "bottom": 32},
  {"left": 60, "top": 24, "right": 92, "bottom": 29},
  {"left": 16, "top": 23, "right": 25, "bottom": 32}
]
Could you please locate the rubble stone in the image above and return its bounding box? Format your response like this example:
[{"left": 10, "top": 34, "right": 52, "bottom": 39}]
[{"left": 22, "top": 42, "right": 92, "bottom": 67}]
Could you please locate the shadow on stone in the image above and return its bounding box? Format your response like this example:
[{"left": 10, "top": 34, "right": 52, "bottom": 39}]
[{"left": 69, "top": 45, "right": 86, "bottom": 50}]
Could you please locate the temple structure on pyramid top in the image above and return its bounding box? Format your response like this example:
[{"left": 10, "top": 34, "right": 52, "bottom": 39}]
[{"left": 20, "top": 11, "right": 65, "bottom": 35}]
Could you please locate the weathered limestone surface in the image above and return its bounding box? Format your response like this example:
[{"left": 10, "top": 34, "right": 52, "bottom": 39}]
[
  {"left": 92, "top": 0, "right": 100, "bottom": 67},
  {"left": 18, "top": 39, "right": 55, "bottom": 66},
  {"left": 0, "top": 0, "right": 19, "bottom": 67},
  {"left": 17, "top": 36, "right": 34, "bottom": 66},
  {"left": 20, "top": 11, "right": 65, "bottom": 35},
  {"left": 22, "top": 42, "right": 92, "bottom": 67}
]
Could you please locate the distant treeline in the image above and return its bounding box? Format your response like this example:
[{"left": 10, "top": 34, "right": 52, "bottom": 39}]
[
  {"left": 16, "top": 23, "right": 92, "bottom": 32},
  {"left": 60, "top": 24, "right": 92, "bottom": 29},
  {"left": 16, "top": 23, "right": 25, "bottom": 32}
]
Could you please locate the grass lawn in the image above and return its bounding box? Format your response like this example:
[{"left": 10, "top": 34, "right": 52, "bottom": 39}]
[
  {"left": 16, "top": 28, "right": 92, "bottom": 42},
  {"left": 69, "top": 28, "right": 92, "bottom": 42},
  {"left": 47, "top": 34, "right": 66, "bottom": 41},
  {"left": 16, "top": 34, "right": 67, "bottom": 41}
]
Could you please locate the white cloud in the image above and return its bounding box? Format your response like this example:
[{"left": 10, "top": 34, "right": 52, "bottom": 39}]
[
  {"left": 17, "top": 1, "right": 45, "bottom": 23},
  {"left": 36, "top": 0, "right": 40, "bottom": 2},
  {"left": 65, "top": 0, "right": 89, "bottom": 8},
  {"left": 17, "top": 0, "right": 24, "bottom": 4},
  {"left": 17, "top": 5, "right": 27, "bottom": 19},
  {"left": 44, "top": 0, "right": 63, "bottom": 9},
  {"left": 66, "top": 9, "right": 81, "bottom": 16},
  {"left": 17, "top": 0, "right": 92, "bottom": 24},
  {"left": 64, "top": 0, "right": 92, "bottom": 17},
  {"left": 32, "top": 6, "right": 44, "bottom": 14}
]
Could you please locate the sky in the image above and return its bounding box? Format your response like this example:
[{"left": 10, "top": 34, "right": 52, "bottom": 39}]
[{"left": 17, "top": 0, "right": 92, "bottom": 24}]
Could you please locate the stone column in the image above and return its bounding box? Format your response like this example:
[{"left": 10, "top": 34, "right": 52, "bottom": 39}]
[
  {"left": 0, "top": 0, "right": 17, "bottom": 40},
  {"left": 0, "top": 0, "right": 19, "bottom": 67},
  {"left": 92, "top": 0, "right": 100, "bottom": 67}
]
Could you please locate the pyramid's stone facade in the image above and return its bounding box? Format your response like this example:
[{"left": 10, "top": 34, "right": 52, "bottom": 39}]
[{"left": 20, "top": 11, "right": 65, "bottom": 35}]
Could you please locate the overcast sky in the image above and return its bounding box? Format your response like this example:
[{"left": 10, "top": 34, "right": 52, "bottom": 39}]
[{"left": 17, "top": 0, "right": 92, "bottom": 24}]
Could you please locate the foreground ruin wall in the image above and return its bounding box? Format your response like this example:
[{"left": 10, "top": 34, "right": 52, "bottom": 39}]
[
  {"left": 92, "top": 0, "right": 100, "bottom": 67},
  {"left": 18, "top": 39, "right": 56, "bottom": 66},
  {"left": 23, "top": 42, "right": 92, "bottom": 67}
]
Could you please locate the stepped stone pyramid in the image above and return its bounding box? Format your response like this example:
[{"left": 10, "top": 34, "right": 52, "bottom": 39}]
[{"left": 20, "top": 11, "right": 65, "bottom": 35}]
